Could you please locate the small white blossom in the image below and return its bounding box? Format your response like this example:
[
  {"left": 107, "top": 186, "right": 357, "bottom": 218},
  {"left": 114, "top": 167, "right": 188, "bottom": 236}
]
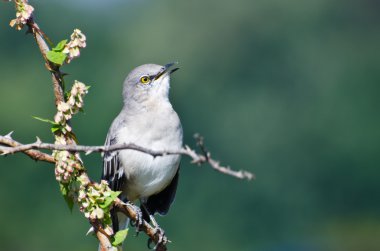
[
  {"left": 57, "top": 102, "right": 70, "bottom": 113},
  {"left": 66, "top": 165, "right": 74, "bottom": 173},
  {"left": 92, "top": 207, "right": 104, "bottom": 220},
  {"left": 53, "top": 81, "right": 89, "bottom": 136},
  {"left": 78, "top": 190, "right": 87, "bottom": 201},
  {"left": 64, "top": 124, "right": 72, "bottom": 132},
  {"left": 54, "top": 150, "right": 82, "bottom": 183},
  {"left": 84, "top": 211, "right": 90, "bottom": 218},
  {"left": 72, "top": 81, "right": 88, "bottom": 95},
  {"left": 100, "top": 180, "right": 109, "bottom": 186},
  {"left": 63, "top": 112, "right": 72, "bottom": 121},
  {"left": 76, "top": 101, "right": 83, "bottom": 108},
  {"left": 77, "top": 173, "right": 90, "bottom": 187},
  {"left": 55, "top": 166, "right": 65, "bottom": 175},
  {"left": 82, "top": 200, "right": 90, "bottom": 209},
  {"left": 63, "top": 29, "right": 86, "bottom": 63},
  {"left": 80, "top": 202, "right": 87, "bottom": 209},
  {"left": 89, "top": 187, "right": 101, "bottom": 198},
  {"left": 54, "top": 112, "right": 64, "bottom": 123},
  {"left": 61, "top": 151, "right": 70, "bottom": 161},
  {"left": 9, "top": 1, "right": 34, "bottom": 30},
  {"left": 68, "top": 96, "right": 76, "bottom": 106}
]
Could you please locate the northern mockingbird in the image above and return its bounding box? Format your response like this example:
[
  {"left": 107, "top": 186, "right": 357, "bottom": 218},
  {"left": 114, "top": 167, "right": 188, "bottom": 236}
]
[{"left": 102, "top": 63, "right": 182, "bottom": 237}]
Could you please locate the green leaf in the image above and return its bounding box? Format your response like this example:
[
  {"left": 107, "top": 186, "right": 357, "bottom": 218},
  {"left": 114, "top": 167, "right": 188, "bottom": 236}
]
[
  {"left": 100, "top": 191, "right": 121, "bottom": 209},
  {"left": 52, "top": 39, "right": 68, "bottom": 52},
  {"left": 60, "top": 183, "right": 74, "bottom": 212},
  {"left": 46, "top": 51, "right": 67, "bottom": 66},
  {"left": 32, "top": 116, "right": 56, "bottom": 124},
  {"left": 112, "top": 229, "right": 129, "bottom": 246},
  {"left": 64, "top": 91, "right": 70, "bottom": 101},
  {"left": 33, "top": 116, "right": 61, "bottom": 133},
  {"left": 51, "top": 124, "right": 62, "bottom": 133}
]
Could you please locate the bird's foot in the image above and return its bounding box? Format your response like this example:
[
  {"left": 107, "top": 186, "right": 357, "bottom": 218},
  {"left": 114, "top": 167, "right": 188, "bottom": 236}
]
[
  {"left": 127, "top": 202, "right": 144, "bottom": 234},
  {"left": 147, "top": 222, "right": 168, "bottom": 250}
]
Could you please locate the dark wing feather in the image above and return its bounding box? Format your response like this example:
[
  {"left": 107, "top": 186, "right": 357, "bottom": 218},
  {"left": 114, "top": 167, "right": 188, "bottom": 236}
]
[
  {"left": 102, "top": 133, "right": 126, "bottom": 232},
  {"left": 102, "top": 134, "right": 126, "bottom": 192},
  {"left": 142, "top": 167, "right": 180, "bottom": 221}
]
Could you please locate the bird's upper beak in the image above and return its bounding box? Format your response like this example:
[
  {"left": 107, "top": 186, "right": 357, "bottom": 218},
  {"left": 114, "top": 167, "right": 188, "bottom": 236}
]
[{"left": 154, "top": 62, "right": 179, "bottom": 80}]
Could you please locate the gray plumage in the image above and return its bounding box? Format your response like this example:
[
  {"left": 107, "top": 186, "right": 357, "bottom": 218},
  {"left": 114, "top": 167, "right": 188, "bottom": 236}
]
[{"left": 102, "top": 63, "right": 182, "bottom": 232}]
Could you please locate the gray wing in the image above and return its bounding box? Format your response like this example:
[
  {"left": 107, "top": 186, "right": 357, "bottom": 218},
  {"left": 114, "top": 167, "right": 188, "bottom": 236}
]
[
  {"left": 101, "top": 130, "right": 126, "bottom": 232},
  {"left": 101, "top": 131, "right": 125, "bottom": 194}
]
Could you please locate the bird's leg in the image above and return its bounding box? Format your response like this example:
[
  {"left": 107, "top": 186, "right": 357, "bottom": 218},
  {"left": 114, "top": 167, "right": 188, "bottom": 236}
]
[
  {"left": 126, "top": 202, "right": 143, "bottom": 233},
  {"left": 140, "top": 204, "right": 168, "bottom": 249},
  {"left": 147, "top": 226, "right": 167, "bottom": 250}
]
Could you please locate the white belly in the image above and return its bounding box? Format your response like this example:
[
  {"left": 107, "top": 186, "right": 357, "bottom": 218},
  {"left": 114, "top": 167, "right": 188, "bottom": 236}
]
[{"left": 119, "top": 150, "right": 180, "bottom": 201}]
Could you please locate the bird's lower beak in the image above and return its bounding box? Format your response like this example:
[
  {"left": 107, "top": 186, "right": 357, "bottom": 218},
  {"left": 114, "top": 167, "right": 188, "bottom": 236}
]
[{"left": 154, "top": 62, "right": 179, "bottom": 80}]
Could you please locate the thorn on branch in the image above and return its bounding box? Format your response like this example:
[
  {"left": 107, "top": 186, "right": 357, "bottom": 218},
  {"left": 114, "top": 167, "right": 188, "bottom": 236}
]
[
  {"left": 35, "top": 136, "right": 42, "bottom": 144},
  {"left": 5, "top": 131, "right": 14, "bottom": 139},
  {"left": 194, "top": 133, "right": 211, "bottom": 161}
]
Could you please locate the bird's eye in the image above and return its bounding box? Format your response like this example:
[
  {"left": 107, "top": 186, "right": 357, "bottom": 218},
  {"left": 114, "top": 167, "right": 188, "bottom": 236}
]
[{"left": 140, "top": 75, "right": 150, "bottom": 84}]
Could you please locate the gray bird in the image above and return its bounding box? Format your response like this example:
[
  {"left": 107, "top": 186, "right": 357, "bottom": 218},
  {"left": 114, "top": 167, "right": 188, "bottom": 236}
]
[{"left": 102, "top": 63, "right": 183, "bottom": 236}]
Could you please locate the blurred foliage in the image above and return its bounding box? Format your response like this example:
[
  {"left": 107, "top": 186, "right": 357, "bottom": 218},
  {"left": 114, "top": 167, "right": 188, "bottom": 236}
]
[{"left": 1, "top": 0, "right": 380, "bottom": 250}]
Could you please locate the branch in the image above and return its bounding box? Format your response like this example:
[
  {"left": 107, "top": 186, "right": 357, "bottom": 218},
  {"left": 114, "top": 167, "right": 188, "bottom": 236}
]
[
  {"left": 27, "top": 20, "right": 65, "bottom": 105},
  {"left": 0, "top": 133, "right": 254, "bottom": 181},
  {"left": 113, "top": 199, "right": 168, "bottom": 251},
  {"left": 9, "top": 2, "right": 120, "bottom": 248},
  {"left": 0, "top": 132, "right": 55, "bottom": 163}
]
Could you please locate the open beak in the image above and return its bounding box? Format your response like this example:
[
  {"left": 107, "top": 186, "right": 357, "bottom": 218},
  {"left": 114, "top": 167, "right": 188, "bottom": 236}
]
[{"left": 154, "top": 62, "right": 180, "bottom": 80}]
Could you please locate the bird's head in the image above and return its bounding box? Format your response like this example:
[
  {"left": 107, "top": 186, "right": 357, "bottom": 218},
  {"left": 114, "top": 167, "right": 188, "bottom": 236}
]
[{"left": 122, "top": 62, "right": 179, "bottom": 107}]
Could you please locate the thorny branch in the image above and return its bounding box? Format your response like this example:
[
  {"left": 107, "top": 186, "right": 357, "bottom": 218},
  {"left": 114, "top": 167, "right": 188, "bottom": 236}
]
[
  {"left": 7, "top": 1, "right": 126, "bottom": 249},
  {"left": 14, "top": 2, "right": 119, "bottom": 250},
  {"left": 28, "top": 21, "right": 66, "bottom": 105},
  {"left": 0, "top": 133, "right": 254, "bottom": 181},
  {"left": 0, "top": 132, "right": 55, "bottom": 162}
]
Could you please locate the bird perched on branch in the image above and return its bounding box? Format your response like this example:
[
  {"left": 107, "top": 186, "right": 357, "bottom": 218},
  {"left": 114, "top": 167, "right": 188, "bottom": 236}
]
[{"left": 102, "top": 63, "right": 182, "bottom": 246}]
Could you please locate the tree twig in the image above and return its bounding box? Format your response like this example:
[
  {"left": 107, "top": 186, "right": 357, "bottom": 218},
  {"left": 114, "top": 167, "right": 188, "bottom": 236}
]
[
  {"left": 113, "top": 199, "right": 168, "bottom": 251},
  {"left": 0, "top": 132, "right": 55, "bottom": 163},
  {"left": 27, "top": 19, "right": 65, "bottom": 105},
  {"left": 15, "top": 3, "right": 118, "bottom": 248},
  {"left": 0, "top": 133, "right": 254, "bottom": 181}
]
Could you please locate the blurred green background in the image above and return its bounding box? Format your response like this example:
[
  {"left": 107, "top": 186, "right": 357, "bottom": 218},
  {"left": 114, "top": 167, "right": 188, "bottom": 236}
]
[{"left": 1, "top": 0, "right": 380, "bottom": 250}]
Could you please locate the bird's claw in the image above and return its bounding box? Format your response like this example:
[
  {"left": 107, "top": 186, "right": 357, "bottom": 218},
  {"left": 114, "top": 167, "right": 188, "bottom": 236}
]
[
  {"left": 127, "top": 203, "right": 144, "bottom": 234},
  {"left": 147, "top": 225, "right": 168, "bottom": 250}
]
